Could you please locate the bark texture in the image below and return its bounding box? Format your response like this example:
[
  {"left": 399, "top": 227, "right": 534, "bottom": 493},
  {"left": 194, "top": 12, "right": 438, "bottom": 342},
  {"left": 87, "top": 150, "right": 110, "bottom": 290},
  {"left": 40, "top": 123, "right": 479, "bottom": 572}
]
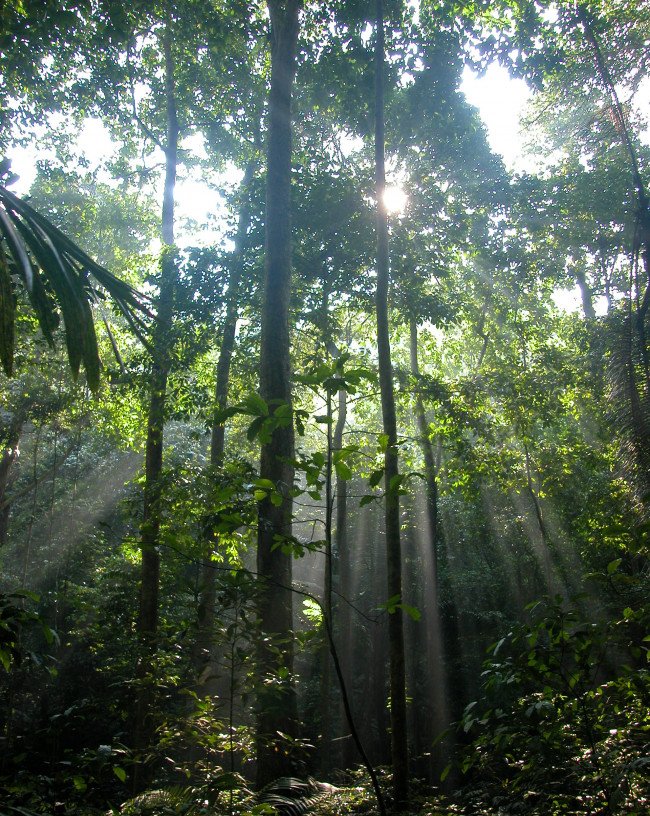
[
  {"left": 138, "top": 19, "right": 178, "bottom": 641},
  {"left": 409, "top": 317, "right": 439, "bottom": 560},
  {"left": 256, "top": 0, "right": 301, "bottom": 787},
  {"left": 0, "top": 415, "right": 22, "bottom": 546},
  {"left": 134, "top": 18, "right": 179, "bottom": 786},
  {"left": 375, "top": 0, "right": 409, "bottom": 805}
]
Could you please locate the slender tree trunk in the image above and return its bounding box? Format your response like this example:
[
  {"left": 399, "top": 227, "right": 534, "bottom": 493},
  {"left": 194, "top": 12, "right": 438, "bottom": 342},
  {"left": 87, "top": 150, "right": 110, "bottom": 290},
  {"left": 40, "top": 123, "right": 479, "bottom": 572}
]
[
  {"left": 577, "top": 5, "right": 650, "bottom": 280},
  {"left": 134, "top": 17, "right": 179, "bottom": 785},
  {"left": 194, "top": 161, "right": 257, "bottom": 674},
  {"left": 138, "top": 18, "right": 178, "bottom": 641},
  {"left": 575, "top": 267, "right": 596, "bottom": 320},
  {"left": 319, "top": 386, "right": 335, "bottom": 771},
  {"left": 333, "top": 382, "right": 350, "bottom": 767},
  {"left": 256, "top": 0, "right": 301, "bottom": 787},
  {"left": 210, "top": 160, "right": 257, "bottom": 467},
  {"left": 333, "top": 386, "right": 348, "bottom": 605},
  {"left": 624, "top": 317, "right": 650, "bottom": 498},
  {"left": 577, "top": 6, "right": 650, "bottom": 506},
  {"left": 409, "top": 318, "right": 438, "bottom": 560},
  {"left": 0, "top": 415, "right": 22, "bottom": 546},
  {"left": 374, "top": 0, "right": 408, "bottom": 804}
]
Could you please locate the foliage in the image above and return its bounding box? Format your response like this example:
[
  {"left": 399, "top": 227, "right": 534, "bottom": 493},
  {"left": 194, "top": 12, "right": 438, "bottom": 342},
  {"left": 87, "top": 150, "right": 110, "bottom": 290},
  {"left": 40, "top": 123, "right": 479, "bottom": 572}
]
[
  {"left": 1, "top": 0, "right": 650, "bottom": 811},
  {"left": 0, "top": 589, "right": 56, "bottom": 672},
  {"left": 456, "top": 577, "right": 650, "bottom": 814},
  {"left": 0, "top": 173, "right": 150, "bottom": 388}
]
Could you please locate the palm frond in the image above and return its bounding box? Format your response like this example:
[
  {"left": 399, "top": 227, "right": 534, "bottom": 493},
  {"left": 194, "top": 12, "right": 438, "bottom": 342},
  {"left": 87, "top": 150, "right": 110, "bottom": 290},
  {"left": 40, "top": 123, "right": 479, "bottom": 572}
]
[{"left": 0, "top": 183, "right": 152, "bottom": 390}]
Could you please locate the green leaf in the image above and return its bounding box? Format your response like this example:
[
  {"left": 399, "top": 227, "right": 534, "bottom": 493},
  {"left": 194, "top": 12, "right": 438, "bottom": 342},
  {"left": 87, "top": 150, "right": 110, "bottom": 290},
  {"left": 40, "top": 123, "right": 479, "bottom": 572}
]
[
  {"left": 359, "top": 494, "right": 376, "bottom": 507},
  {"left": 255, "top": 478, "right": 275, "bottom": 490},
  {"left": 607, "top": 558, "right": 622, "bottom": 575},
  {"left": 382, "top": 593, "right": 401, "bottom": 613},
  {"left": 113, "top": 766, "right": 127, "bottom": 783},
  {"left": 368, "top": 468, "right": 384, "bottom": 487},
  {"left": 213, "top": 405, "right": 240, "bottom": 423},
  {"left": 0, "top": 244, "right": 15, "bottom": 376},
  {"left": 335, "top": 461, "right": 353, "bottom": 480},
  {"left": 400, "top": 603, "right": 421, "bottom": 621},
  {"left": 0, "top": 185, "right": 150, "bottom": 387},
  {"left": 0, "top": 204, "right": 33, "bottom": 290},
  {"left": 378, "top": 433, "right": 390, "bottom": 452},
  {"left": 273, "top": 402, "right": 292, "bottom": 419},
  {"left": 247, "top": 415, "right": 266, "bottom": 442},
  {"left": 72, "top": 775, "right": 87, "bottom": 792},
  {"left": 242, "top": 392, "right": 269, "bottom": 416}
]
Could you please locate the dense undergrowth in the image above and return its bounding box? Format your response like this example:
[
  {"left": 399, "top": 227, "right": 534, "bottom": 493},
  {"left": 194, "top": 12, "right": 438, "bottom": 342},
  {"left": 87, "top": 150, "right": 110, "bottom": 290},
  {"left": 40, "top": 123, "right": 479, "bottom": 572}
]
[{"left": 2, "top": 565, "right": 649, "bottom": 816}]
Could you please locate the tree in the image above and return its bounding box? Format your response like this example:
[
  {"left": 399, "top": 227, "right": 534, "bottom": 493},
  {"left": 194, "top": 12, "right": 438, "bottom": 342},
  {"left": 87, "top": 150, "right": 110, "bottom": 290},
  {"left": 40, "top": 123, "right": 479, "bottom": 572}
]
[
  {"left": 1, "top": 1, "right": 650, "bottom": 812},
  {"left": 374, "top": 0, "right": 409, "bottom": 804},
  {"left": 255, "top": 0, "right": 302, "bottom": 787}
]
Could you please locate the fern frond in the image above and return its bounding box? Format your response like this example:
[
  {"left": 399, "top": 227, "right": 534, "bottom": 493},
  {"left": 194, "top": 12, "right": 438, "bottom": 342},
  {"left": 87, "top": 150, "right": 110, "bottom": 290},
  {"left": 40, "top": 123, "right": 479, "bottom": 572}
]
[
  {"left": 119, "top": 786, "right": 204, "bottom": 816},
  {"left": 254, "top": 777, "right": 337, "bottom": 816}
]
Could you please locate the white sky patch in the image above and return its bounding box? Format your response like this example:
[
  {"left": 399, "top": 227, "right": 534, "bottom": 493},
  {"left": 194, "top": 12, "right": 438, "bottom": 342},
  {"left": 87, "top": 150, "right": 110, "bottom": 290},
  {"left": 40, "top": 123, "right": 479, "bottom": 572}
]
[
  {"left": 340, "top": 131, "right": 364, "bottom": 157},
  {"left": 553, "top": 287, "right": 609, "bottom": 317},
  {"left": 7, "top": 116, "right": 114, "bottom": 193},
  {"left": 5, "top": 115, "right": 229, "bottom": 249},
  {"left": 174, "top": 177, "right": 227, "bottom": 248},
  {"left": 552, "top": 286, "right": 582, "bottom": 313},
  {"left": 7, "top": 144, "right": 47, "bottom": 194},
  {"left": 360, "top": 22, "right": 373, "bottom": 46},
  {"left": 76, "top": 118, "right": 116, "bottom": 167},
  {"left": 181, "top": 130, "right": 209, "bottom": 160},
  {"left": 461, "top": 63, "right": 532, "bottom": 173}
]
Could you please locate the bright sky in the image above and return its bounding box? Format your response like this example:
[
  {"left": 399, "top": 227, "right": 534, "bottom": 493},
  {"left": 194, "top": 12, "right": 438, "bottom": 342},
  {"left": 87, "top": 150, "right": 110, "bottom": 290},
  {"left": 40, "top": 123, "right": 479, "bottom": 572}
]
[
  {"left": 4, "top": 62, "right": 598, "bottom": 312},
  {"left": 8, "top": 120, "right": 229, "bottom": 249},
  {"left": 10, "top": 63, "right": 534, "bottom": 232},
  {"left": 460, "top": 63, "right": 532, "bottom": 173},
  {"left": 460, "top": 66, "right": 584, "bottom": 313}
]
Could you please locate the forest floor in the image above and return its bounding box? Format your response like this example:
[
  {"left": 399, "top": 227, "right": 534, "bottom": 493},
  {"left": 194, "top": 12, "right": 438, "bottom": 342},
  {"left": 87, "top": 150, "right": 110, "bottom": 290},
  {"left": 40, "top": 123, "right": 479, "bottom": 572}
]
[
  {"left": 305, "top": 771, "right": 639, "bottom": 816},
  {"left": 295, "top": 772, "right": 478, "bottom": 816}
]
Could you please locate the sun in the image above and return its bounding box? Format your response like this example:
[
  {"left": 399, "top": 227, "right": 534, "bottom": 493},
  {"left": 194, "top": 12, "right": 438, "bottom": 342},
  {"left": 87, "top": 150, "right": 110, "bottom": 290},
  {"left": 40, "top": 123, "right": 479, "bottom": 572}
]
[{"left": 382, "top": 185, "right": 408, "bottom": 214}]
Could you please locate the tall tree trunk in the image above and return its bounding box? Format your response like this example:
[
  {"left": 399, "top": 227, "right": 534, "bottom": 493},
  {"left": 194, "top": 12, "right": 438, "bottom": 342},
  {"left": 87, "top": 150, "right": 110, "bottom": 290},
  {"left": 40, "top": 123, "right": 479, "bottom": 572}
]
[
  {"left": 575, "top": 267, "right": 596, "bottom": 320},
  {"left": 134, "top": 16, "right": 179, "bottom": 784},
  {"left": 374, "top": 0, "right": 409, "bottom": 805},
  {"left": 194, "top": 160, "right": 257, "bottom": 675},
  {"left": 409, "top": 317, "right": 438, "bottom": 560},
  {"left": 209, "top": 160, "right": 257, "bottom": 468},
  {"left": 577, "top": 5, "right": 650, "bottom": 287},
  {"left": 333, "top": 382, "right": 351, "bottom": 767},
  {"left": 256, "top": 0, "right": 301, "bottom": 787},
  {"left": 333, "top": 385, "right": 348, "bottom": 606},
  {"left": 319, "top": 386, "right": 334, "bottom": 770},
  {"left": 0, "top": 415, "right": 22, "bottom": 547}
]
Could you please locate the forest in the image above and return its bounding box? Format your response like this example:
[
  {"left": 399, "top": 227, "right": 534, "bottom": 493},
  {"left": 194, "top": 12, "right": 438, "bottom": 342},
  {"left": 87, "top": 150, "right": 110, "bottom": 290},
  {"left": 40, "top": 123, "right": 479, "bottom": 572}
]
[{"left": 0, "top": 0, "right": 649, "bottom": 814}]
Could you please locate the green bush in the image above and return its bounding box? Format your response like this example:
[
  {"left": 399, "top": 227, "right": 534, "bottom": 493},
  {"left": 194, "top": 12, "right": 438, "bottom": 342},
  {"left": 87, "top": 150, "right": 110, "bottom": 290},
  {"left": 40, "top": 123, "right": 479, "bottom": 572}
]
[{"left": 456, "top": 581, "right": 649, "bottom": 814}]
